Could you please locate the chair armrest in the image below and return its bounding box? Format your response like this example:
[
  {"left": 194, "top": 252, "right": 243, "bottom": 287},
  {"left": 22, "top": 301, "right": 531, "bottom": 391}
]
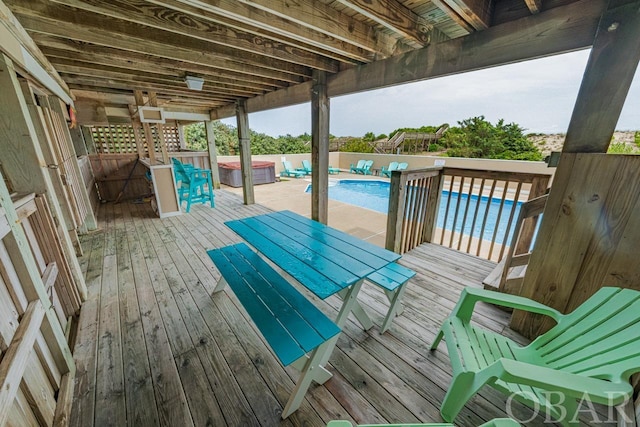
[
  {"left": 489, "top": 358, "right": 633, "bottom": 405},
  {"left": 451, "top": 287, "right": 562, "bottom": 323}
]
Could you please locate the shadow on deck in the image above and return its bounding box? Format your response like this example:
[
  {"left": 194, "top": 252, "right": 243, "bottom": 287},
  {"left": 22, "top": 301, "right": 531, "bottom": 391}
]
[{"left": 69, "top": 190, "right": 607, "bottom": 426}]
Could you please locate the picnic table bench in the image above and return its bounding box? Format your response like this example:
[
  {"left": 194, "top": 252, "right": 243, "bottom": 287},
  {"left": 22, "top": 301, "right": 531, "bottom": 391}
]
[{"left": 207, "top": 242, "right": 341, "bottom": 418}]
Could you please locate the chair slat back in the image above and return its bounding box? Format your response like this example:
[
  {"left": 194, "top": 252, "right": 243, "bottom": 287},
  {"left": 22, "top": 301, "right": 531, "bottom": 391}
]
[
  {"left": 387, "top": 161, "right": 399, "bottom": 171},
  {"left": 302, "top": 159, "right": 312, "bottom": 171},
  {"left": 172, "top": 158, "right": 191, "bottom": 184},
  {"left": 283, "top": 160, "right": 295, "bottom": 171},
  {"left": 533, "top": 287, "right": 640, "bottom": 382},
  {"left": 397, "top": 162, "right": 408, "bottom": 170},
  {"left": 356, "top": 159, "right": 366, "bottom": 168}
]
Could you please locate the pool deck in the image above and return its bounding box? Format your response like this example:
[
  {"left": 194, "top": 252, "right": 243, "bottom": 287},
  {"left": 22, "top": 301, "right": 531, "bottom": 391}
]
[{"left": 224, "top": 172, "right": 389, "bottom": 247}]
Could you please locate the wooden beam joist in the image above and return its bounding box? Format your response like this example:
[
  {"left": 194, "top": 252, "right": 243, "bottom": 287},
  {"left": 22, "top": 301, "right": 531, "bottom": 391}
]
[
  {"left": 236, "top": 0, "right": 405, "bottom": 57},
  {"left": 439, "top": 0, "right": 493, "bottom": 30},
  {"left": 51, "top": 60, "right": 265, "bottom": 97},
  {"left": 9, "top": 1, "right": 310, "bottom": 82},
  {"left": 335, "top": 0, "right": 432, "bottom": 47},
  {"left": 48, "top": 0, "right": 339, "bottom": 72},
  {"left": 63, "top": 77, "right": 234, "bottom": 104},
  {"left": 144, "top": 0, "right": 371, "bottom": 63},
  {"left": 211, "top": 0, "right": 605, "bottom": 118},
  {"left": 33, "top": 34, "right": 284, "bottom": 91},
  {"left": 69, "top": 85, "right": 227, "bottom": 108}
]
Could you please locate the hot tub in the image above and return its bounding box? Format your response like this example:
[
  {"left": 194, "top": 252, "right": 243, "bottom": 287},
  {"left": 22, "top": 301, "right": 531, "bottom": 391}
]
[{"left": 218, "top": 161, "right": 276, "bottom": 187}]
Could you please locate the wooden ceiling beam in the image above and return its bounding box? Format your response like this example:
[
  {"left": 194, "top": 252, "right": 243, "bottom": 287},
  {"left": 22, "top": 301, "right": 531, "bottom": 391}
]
[
  {"left": 50, "top": 60, "right": 266, "bottom": 97},
  {"left": 44, "top": 50, "right": 276, "bottom": 93},
  {"left": 69, "top": 85, "right": 226, "bottom": 108},
  {"left": 334, "top": 0, "right": 432, "bottom": 48},
  {"left": 144, "top": 0, "right": 372, "bottom": 63},
  {"left": 235, "top": 0, "right": 404, "bottom": 57},
  {"left": 9, "top": 1, "right": 310, "bottom": 82},
  {"left": 33, "top": 34, "right": 284, "bottom": 90},
  {"left": 211, "top": 0, "right": 605, "bottom": 118},
  {"left": 438, "top": 0, "right": 493, "bottom": 30},
  {"left": 48, "top": 0, "right": 339, "bottom": 72},
  {"left": 63, "top": 76, "right": 235, "bottom": 103}
]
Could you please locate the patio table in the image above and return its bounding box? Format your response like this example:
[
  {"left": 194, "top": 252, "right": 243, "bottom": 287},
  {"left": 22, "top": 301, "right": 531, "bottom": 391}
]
[{"left": 225, "top": 209, "right": 400, "bottom": 358}]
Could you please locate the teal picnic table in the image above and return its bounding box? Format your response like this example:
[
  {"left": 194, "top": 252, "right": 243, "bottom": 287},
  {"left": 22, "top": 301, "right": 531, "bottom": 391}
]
[
  {"left": 226, "top": 210, "right": 401, "bottom": 322},
  {"left": 225, "top": 210, "right": 401, "bottom": 415}
]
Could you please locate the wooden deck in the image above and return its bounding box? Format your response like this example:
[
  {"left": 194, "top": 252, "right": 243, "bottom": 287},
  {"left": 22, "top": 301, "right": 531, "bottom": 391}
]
[{"left": 68, "top": 190, "right": 603, "bottom": 427}]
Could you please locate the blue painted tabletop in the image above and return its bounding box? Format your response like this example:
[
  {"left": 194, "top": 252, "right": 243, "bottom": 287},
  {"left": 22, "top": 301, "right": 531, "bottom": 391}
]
[{"left": 225, "top": 210, "right": 400, "bottom": 299}]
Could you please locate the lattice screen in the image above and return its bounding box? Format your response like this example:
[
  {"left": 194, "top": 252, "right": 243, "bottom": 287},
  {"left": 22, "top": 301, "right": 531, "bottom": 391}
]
[{"left": 91, "top": 124, "right": 181, "bottom": 154}]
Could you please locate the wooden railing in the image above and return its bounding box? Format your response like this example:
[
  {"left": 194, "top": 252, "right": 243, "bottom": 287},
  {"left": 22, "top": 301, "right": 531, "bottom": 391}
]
[{"left": 386, "top": 167, "right": 551, "bottom": 260}]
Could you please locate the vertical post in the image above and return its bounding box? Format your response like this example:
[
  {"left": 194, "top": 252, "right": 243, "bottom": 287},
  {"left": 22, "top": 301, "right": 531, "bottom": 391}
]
[
  {"left": 134, "top": 90, "right": 156, "bottom": 164},
  {"left": 128, "top": 105, "right": 146, "bottom": 158},
  {"left": 311, "top": 70, "right": 330, "bottom": 224},
  {"left": 205, "top": 120, "right": 221, "bottom": 189},
  {"left": 177, "top": 124, "right": 187, "bottom": 150},
  {"left": 385, "top": 171, "right": 408, "bottom": 253},
  {"left": 422, "top": 168, "right": 445, "bottom": 243},
  {"left": 236, "top": 100, "right": 254, "bottom": 205},
  {"left": 148, "top": 91, "right": 169, "bottom": 163}
]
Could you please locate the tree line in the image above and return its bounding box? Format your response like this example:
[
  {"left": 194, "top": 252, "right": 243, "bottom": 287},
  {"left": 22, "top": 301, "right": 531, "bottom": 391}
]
[{"left": 184, "top": 116, "right": 552, "bottom": 161}]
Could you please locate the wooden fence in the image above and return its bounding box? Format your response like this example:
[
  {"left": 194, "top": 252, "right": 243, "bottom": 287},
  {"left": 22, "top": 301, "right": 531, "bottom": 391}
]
[
  {"left": 90, "top": 124, "right": 182, "bottom": 154},
  {"left": 386, "top": 167, "right": 551, "bottom": 260}
]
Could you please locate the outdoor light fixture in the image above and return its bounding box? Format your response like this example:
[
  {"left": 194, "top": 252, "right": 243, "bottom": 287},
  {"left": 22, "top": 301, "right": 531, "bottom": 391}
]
[{"left": 184, "top": 75, "right": 204, "bottom": 91}]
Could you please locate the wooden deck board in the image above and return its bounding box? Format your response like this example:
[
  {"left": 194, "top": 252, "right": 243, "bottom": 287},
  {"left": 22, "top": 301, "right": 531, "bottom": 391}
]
[{"left": 70, "top": 190, "right": 609, "bottom": 426}]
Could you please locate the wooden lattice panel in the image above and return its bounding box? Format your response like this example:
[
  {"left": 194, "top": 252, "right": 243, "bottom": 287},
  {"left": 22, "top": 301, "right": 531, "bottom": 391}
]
[
  {"left": 92, "top": 124, "right": 180, "bottom": 154},
  {"left": 91, "top": 125, "right": 138, "bottom": 154}
]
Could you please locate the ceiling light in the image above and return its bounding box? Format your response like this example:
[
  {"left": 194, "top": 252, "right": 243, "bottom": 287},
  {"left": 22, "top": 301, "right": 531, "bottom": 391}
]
[{"left": 184, "top": 75, "right": 204, "bottom": 91}]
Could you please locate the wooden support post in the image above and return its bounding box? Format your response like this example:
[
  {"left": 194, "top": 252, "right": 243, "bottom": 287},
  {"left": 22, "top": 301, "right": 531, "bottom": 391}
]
[
  {"left": 128, "top": 105, "right": 146, "bottom": 158},
  {"left": 236, "top": 100, "right": 254, "bottom": 205},
  {"left": 148, "top": 91, "right": 169, "bottom": 164},
  {"left": 512, "top": 0, "right": 640, "bottom": 338},
  {"left": 563, "top": 0, "right": 640, "bottom": 154},
  {"left": 134, "top": 90, "right": 156, "bottom": 164},
  {"left": 311, "top": 70, "right": 329, "bottom": 224},
  {"left": 177, "top": 124, "right": 187, "bottom": 150},
  {"left": 205, "top": 120, "right": 221, "bottom": 189}
]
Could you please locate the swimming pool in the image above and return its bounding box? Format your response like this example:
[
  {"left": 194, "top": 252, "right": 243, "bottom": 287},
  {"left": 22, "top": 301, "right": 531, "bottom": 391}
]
[{"left": 305, "top": 179, "right": 525, "bottom": 244}]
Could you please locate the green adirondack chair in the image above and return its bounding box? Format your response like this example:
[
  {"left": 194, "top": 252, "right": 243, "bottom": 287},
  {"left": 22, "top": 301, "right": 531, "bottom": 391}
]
[
  {"left": 300, "top": 159, "right": 312, "bottom": 175},
  {"left": 350, "top": 159, "right": 366, "bottom": 173},
  {"left": 381, "top": 161, "right": 399, "bottom": 178},
  {"left": 281, "top": 160, "right": 306, "bottom": 178},
  {"left": 431, "top": 287, "right": 640, "bottom": 426},
  {"left": 327, "top": 418, "right": 520, "bottom": 427}
]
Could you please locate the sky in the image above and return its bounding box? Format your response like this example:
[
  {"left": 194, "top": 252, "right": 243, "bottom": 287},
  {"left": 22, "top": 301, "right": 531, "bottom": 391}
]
[{"left": 221, "top": 49, "right": 640, "bottom": 137}]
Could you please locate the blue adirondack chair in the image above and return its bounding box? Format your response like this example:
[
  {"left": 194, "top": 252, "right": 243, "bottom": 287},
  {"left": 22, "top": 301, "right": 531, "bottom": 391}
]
[
  {"left": 431, "top": 286, "right": 640, "bottom": 426},
  {"left": 350, "top": 159, "right": 366, "bottom": 173},
  {"left": 397, "top": 162, "right": 408, "bottom": 171},
  {"left": 380, "top": 161, "right": 399, "bottom": 177},
  {"left": 299, "top": 159, "right": 312, "bottom": 175},
  {"left": 281, "top": 161, "right": 306, "bottom": 178},
  {"left": 354, "top": 160, "right": 374, "bottom": 175},
  {"left": 171, "top": 158, "right": 214, "bottom": 213}
]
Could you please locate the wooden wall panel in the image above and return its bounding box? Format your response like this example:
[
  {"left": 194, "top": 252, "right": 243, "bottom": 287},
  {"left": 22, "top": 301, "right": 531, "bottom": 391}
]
[
  {"left": 513, "top": 153, "right": 640, "bottom": 337},
  {"left": 89, "top": 154, "right": 150, "bottom": 202}
]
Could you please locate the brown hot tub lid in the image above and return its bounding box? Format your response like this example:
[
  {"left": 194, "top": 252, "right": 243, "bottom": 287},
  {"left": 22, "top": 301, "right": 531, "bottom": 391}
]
[{"left": 218, "top": 161, "right": 275, "bottom": 170}]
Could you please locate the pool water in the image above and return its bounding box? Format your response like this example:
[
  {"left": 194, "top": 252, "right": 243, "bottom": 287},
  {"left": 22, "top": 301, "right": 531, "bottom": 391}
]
[{"left": 306, "top": 180, "right": 527, "bottom": 245}]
